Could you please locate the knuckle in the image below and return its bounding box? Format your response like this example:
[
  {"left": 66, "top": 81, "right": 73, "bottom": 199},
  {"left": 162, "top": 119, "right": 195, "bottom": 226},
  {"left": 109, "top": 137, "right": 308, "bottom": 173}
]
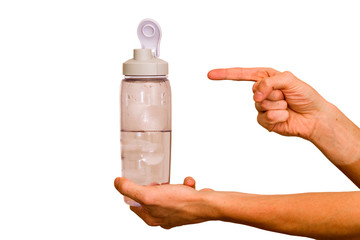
[
  {"left": 257, "top": 114, "right": 272, "bottom": 131},
  {"left": 260, "top": 100, "right": 269, "bottom": 109},
  {"left": 145, "top": 219, "right": 159, "bottom": 227},
  {"left": 257, "top": 114, "right": 262, "bottom": 124},
  {"left": 141, "top": 193, "right": 154, "bottom": 205},
  {"left": 253, "top": 70, "right": 268, "bottom": 80},
  {"left": 269, "top": 90, "right": 283, "bottom": 100},
  {"left": 265, "top": 111, "right": 276, "bottom": 122},
  {"left": 267, "top": 126, "right": 275, "bottom": 132},
  {"left": 276, "top": 90, "right": 284, "bottom": 99},
  {"left": 160, "top": 225, "right": 172, "bottom": 230},
  {"left": 267, "top": 67, "right": 277, "bottom": 73},
  {"left": 255, "top": 102, "right": 262, "bottom": 111},
  {"left": 261, "top": 78, "right": 270, "bottom": 87},
  {"left": 252, "top": 82, "right": 258, "bottom": 93},
  {"left": 257, "top": 68, "right": 277, "bottom": 79},
  {"left": 141, "top": 214, "right": 160, "bottom": 227},
  {"left": 281, "top": 100, "right": 288, "bottom": 109},
  {"left": 259, "top": 70, "right": 269, "bottom": 78},
  {"left": 282, "top": 71, "right": 294, "bottom": 80},
  {"left": 257, "top": 114, "right": 267, "bottom": 126}
]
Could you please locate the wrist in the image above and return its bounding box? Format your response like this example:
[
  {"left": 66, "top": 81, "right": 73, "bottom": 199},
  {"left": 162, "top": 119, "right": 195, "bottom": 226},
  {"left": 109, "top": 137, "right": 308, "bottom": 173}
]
[
  {"left": 196, "top": 191, "right": 223, "bottom": 221},
  {"left": 307, "top": 100, "right": 336, "bottom": 144},
  {"left": 308, "top": 100, "right": 360, "bottom": 167},
  {"left": 199, "top": 191, "right": 253, "bottom": 223}
]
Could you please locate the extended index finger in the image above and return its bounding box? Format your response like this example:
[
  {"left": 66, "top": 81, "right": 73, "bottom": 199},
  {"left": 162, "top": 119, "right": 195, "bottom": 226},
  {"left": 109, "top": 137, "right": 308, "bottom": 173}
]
[{"left": 207, "top": 67, "right": 280, "bottom": 82}]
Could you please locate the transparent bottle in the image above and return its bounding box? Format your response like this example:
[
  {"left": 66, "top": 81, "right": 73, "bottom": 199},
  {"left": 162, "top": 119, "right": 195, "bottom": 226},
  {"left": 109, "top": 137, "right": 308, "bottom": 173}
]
[{"left": 121, "top": 19, "right": 171, "bottom": 206}]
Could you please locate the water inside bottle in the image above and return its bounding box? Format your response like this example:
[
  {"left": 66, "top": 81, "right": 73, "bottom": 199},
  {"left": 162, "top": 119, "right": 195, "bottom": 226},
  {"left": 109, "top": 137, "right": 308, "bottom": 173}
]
[{"left": 121, "top": 130, "right": 171, "bottom": 206}]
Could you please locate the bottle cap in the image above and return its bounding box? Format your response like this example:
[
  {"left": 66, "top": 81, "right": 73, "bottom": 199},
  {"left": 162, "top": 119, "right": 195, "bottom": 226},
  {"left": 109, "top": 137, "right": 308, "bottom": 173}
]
[{"left": 123, "top": 19, "right": 168, "bottom": 76}]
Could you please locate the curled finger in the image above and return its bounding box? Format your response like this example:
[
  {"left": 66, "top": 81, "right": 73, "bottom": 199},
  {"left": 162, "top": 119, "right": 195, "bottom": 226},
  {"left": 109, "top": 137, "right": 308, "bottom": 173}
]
[
  {"left": 183, "top": 176, "right": 196, "bottom": 189},
  {"left": 253, "top": 71, "right": 297, "bottom": 102},
  {"left": 253, "top": 82, "right": 284, "bottom": 101},
  {"left": 257, "top": 110, "right": 289, "bottom": 130},
  {"left": 267, "top": 90, "right": 284, "bottom": 101},
  {"left": 130, "top": 206, "right": 161, "bottom": 227},
  {"left": 255, "top": 100, "right": 287, "bottom": 112}
]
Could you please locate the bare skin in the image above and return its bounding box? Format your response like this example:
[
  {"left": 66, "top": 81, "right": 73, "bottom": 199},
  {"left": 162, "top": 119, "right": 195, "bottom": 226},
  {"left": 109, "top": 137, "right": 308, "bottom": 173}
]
[{"left": 115, "top": 68, "right": 360, "bottom": 239}]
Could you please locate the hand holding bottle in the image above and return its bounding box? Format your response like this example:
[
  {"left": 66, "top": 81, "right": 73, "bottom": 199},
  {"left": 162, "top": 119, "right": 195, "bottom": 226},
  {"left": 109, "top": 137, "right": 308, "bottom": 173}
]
[
  {"left": 114, "top": 177, "right": 214, "bottom": 229},
  {"left": 114, "top": 176, "right": 360, "bottom": 238}
]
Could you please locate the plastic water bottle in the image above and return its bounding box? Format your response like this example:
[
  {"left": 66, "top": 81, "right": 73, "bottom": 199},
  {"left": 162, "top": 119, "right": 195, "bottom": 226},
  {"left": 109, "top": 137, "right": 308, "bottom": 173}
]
[{"left": 121, "top": 19, "right": 171, "bottom": 206}]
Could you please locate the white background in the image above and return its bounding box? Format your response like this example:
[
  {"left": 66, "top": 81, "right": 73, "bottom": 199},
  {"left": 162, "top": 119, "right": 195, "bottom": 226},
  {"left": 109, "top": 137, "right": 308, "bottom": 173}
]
[{"left": 1, "top": 0, "right": 359, "bottom": 239}]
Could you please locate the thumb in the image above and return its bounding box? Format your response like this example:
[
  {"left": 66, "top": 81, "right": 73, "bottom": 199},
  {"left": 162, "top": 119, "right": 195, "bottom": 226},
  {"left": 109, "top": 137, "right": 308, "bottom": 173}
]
[
  {"left": 114, "top": 177, "right": 145, "bottom": 204},
  {"left": 254, "top": 71, "right": 297, "bottom": 102}
]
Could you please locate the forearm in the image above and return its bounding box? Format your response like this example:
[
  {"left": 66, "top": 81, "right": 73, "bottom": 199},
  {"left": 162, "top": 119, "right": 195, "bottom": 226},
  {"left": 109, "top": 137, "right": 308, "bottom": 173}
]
[
  {"left": 310, "top": 102, "right": 360, "bottom": 187},
  {"left": 203, "top": 191, "right": 360, "bottom": 239}
]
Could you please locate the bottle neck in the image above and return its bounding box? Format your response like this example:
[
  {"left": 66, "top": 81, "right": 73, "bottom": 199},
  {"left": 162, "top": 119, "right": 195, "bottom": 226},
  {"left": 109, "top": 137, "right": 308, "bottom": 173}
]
[{"left": 124, "top": 75, "right": 168, "bottom": 79}]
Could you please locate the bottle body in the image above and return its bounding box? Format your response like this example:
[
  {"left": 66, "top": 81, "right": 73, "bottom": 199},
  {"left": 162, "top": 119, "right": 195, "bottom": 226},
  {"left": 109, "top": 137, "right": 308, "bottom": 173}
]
[{"left": 121, "top": 76, "right": 171, "bottom": 205}]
